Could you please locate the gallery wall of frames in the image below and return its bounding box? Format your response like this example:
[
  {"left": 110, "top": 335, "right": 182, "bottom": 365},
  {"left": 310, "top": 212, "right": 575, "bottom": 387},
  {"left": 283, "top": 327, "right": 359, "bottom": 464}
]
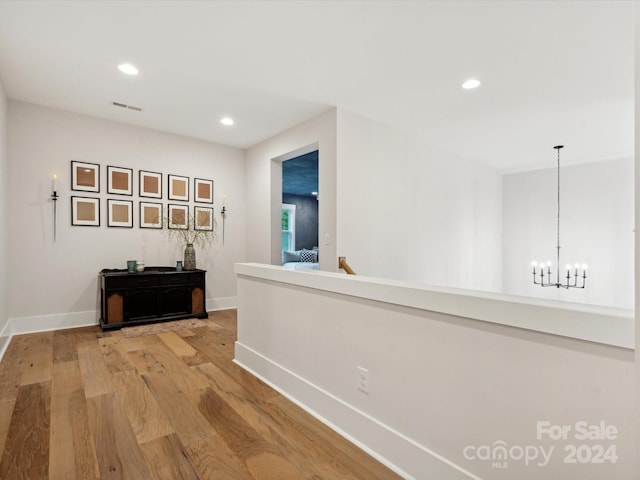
[{"left": 69, "top": 160, "right": 214, "bottom": 232}]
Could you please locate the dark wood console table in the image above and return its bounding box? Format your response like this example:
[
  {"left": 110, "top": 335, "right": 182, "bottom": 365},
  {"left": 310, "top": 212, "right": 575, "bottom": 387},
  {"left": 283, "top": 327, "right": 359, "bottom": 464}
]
[{"left": 99, "top": 267, "right": 207, "bottom": 330}]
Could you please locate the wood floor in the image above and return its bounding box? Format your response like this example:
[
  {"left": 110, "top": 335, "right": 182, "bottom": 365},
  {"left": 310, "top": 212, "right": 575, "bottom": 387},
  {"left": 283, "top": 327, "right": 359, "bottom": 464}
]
[{"left": 0, "top": 310, "right": 401, "bottom": 479}]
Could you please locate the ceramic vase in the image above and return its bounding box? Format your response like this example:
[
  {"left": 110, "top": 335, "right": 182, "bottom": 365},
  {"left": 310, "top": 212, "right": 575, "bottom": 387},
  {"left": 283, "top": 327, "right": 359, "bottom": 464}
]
[{"left": 184, "top": 243, "right": 196, "bottom": 270}]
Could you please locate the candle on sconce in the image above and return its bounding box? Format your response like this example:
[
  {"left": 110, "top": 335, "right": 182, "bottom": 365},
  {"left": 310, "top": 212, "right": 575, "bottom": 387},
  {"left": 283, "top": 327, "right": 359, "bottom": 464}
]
[
  {"left": 51, "top": 174, "right": 59, "bottom": 242},
  {"left": 220, "top": 193, "right": 228, "bottom": 244},
  {"left": 221, "top": 194, "right": 228, "bottom": 215}
]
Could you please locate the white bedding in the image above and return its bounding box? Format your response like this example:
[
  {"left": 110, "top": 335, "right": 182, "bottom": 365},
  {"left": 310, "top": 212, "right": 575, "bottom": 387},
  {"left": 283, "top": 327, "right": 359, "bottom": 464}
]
[{"left": 282, "top": 262, "right": 319, "bottom": 271}]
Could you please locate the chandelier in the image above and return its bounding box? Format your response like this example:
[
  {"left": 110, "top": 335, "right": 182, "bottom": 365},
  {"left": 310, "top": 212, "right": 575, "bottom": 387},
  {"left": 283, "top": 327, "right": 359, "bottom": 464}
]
[{"left": 531, "top": 145, "right": 587, "bottom": 289}]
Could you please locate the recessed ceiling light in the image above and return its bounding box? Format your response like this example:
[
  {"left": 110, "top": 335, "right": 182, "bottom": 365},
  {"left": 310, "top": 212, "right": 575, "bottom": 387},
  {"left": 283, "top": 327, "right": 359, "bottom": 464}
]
[
  {"left": 220, "top": 117, "right": 234, "bottom": 126},
  {"left": 462, "top": 78, "right": 481, "bottom": 89},
  {"left": 118, "top": 63, "right": 139, "bottom": 75}
]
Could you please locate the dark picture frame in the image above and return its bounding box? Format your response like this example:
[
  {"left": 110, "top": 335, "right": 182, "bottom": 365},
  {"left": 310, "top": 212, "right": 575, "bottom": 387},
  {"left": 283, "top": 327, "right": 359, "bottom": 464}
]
[
  {"left": 168, "top": 174, "right": 189, "bottom": 202},
  {"left": 71, "top": 196, "right": 100, "bottom": 226},
  {"left": 139, "top": 201, "right": 163, "bottom": 229},
  {"left": 168, "top": 203, "right": 189, "bottom": 229},
  {"left": 107, "top": 165, "right": 133, "bottom": 196},
  {"left": 194, "top": 206, "right": 214, "bottom": 231},
  {"left": 139, "top": 170, "right": 162, "bottom": 199},
  {"left": 71, "top": 161, "right": 100, "bottom": 193},
  {"left": 107, "top": 199, "right": 133, "bottom": 228},
  {"left": 194, "top": 178, "right": 214, "bottom": 204}
]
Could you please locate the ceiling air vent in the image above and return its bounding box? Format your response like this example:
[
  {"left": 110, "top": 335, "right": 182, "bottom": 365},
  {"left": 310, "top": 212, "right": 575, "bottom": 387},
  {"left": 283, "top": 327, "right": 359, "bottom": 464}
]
[{"left": 112, "top": 101, "right": 142, "bottom": 112}]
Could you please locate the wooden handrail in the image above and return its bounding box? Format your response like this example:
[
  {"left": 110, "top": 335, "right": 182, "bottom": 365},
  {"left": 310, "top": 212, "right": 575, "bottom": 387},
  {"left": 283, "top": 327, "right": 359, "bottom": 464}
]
[{"left": 338, "top": 257, "right": 356, "bottom": 275}]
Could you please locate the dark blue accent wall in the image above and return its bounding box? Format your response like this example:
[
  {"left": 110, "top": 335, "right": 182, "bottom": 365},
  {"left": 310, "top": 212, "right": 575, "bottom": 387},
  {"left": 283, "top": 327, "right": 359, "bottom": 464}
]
[
  {"left": 283, "top": 193, "right": 318, "bottom": 250},
  {"left": 282, "top": 151, "right": 318, "bottom": 196}
]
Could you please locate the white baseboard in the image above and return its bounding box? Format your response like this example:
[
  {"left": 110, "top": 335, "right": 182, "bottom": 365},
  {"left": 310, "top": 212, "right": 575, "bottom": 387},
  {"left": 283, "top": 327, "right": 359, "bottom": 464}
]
[
  {"left": 207, "top": 296, "right": 237, "bottom": 311},
  {"left": 10, "top": 310, "right": 98, "bottom": 336},
  {"left": 0, "top": 310, "right": 83, "bottom": 362},
  {"left": 0, "top": 320, "right": 11, "bottom": 363},
  {"left": 234, "top": 342, "right": 482, "bottom": 480},
  {"left": 5, "top": 297, "right": 237, "bottom": 338}
]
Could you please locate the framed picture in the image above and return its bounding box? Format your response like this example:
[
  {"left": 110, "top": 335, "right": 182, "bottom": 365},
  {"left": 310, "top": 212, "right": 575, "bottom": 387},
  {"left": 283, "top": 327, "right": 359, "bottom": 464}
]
[
  {"left": 71, "top": 161, "right": 100, "bottom": 192},
  {"left": 194, "top": 178, "right": 214, "bottom": 204},
  {"left": 194, "top": 206, "right": 214, "bottom": 231},
  {"left": 71, "top": 196, "right": 100, "bottom": 226},
  {"left": 107, "top": 166, "right": 133, "bottom": 196},
  {"left": 107, "top": 199, "right": 133, "bottom": 228},
  {"left": 168, "top": 203, "right": 189, "bottom": 229},
  {"left": 168, "top": 174, "right": 189, "bottom": 202},
  {"left": 139, "top": 202, "right": 163, "bottom": 229},
  {"left": 140, "top": 170, "right": 162, "bottom": 199}
]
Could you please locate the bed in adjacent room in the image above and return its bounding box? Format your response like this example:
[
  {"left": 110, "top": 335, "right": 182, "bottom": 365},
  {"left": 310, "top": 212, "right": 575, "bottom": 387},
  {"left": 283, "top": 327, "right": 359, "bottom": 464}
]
[{"left": 282, "top": 248, "right": 319, "bottom": 271}]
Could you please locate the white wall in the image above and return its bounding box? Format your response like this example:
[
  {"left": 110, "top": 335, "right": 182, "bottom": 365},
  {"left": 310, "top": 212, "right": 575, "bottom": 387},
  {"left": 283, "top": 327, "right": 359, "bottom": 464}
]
[
  {"left": 0, "top": 79, "right": 8, "bottom": 342},
  {"left": 245, "top": 108, "right": 337, "bottom": 271},
  {"left": 336, "top": 109, "right": 503, "bottom": 292},
  {"left": 634, "top": 3, "right": 640, "bottom": 469},
  {"left": 236, "top": 265, "right": 634, "bottom": 480},
  {"left": 503, "top": 158, "right": 634, "bottom": 309},
  {"left": 7, "top": 101, "right": 245, "bottom": 326}
]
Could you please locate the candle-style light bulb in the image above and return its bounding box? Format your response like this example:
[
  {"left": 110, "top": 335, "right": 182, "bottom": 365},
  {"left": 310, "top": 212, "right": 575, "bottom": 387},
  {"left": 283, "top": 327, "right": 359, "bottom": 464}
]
[
  {"left": 566, "top": 264, "right": 571, "bottom": 271},
  {"left": 582, "top": 264, "right": 588, "bottom": 271},
  {"left": 52, "top": 174, "right": 58, "bottom": 192}
]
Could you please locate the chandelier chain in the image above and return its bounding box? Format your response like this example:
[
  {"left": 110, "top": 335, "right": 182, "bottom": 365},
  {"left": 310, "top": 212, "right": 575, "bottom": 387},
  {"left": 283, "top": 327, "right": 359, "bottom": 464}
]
[
  {"left": 556, "top": 146, "right": 561, "bottom": 286},
  {"left": 531, "top": 145, "right": 587, "bottom": 289}
]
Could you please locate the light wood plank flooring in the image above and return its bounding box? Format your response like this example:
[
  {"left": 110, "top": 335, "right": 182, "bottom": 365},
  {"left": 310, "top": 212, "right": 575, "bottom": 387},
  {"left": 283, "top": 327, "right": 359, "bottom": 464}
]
[{"left": 0, "top": 310, "right": 402, "bottom": 479}]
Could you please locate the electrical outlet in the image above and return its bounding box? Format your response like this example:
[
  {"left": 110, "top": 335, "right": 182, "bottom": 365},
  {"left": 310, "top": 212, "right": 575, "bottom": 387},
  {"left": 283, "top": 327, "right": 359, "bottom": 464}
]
[
  {"left": 324, "top": 233, "right": 331, "bottom": 245},
  {"left": 357, "top": 366, "right": 369, "bottom": 394}
]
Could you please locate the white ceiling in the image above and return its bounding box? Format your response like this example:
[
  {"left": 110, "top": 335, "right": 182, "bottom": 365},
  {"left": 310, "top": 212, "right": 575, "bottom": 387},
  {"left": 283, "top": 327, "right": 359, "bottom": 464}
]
[{"left": 0, "top": 1, "right": 633, "bottom": 171}]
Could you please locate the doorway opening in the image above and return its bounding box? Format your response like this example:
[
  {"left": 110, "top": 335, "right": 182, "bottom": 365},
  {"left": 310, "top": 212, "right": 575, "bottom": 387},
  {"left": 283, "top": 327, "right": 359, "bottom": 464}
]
[{"left": 281, "top": 150, "right": 319, "bottom": 267}]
